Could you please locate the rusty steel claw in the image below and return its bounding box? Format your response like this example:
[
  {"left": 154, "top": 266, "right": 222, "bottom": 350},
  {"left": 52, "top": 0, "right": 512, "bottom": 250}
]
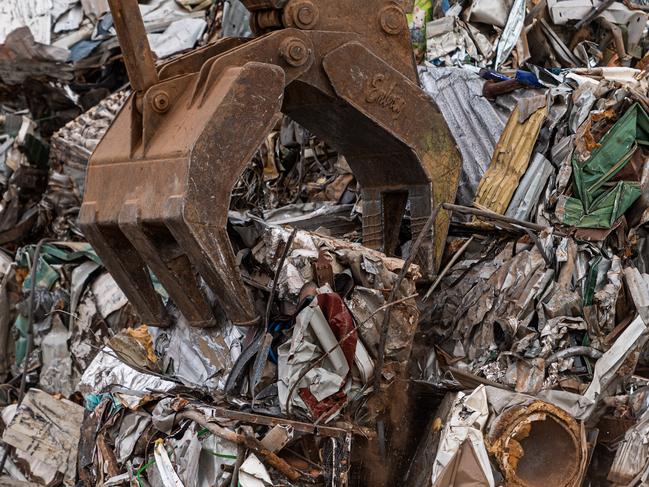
[{"left": 79, "top": 0, "right": 462, "bottom": 327}]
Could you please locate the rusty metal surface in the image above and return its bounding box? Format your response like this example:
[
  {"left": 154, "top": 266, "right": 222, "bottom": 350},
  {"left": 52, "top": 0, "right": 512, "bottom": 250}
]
[
  {"left": 106, "top": 0, "right": 158, "bottom": 94},
  {"left": 487, "top": 401, "right": 588, "bottom": 487},
  {"left": 79, "top": 0, "right": 462, "bottom": 327}
]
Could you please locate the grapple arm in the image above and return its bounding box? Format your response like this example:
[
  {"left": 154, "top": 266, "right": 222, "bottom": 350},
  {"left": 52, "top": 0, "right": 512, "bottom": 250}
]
[{"left": 79, "top": 0, "right": 462, "bottom": 328}]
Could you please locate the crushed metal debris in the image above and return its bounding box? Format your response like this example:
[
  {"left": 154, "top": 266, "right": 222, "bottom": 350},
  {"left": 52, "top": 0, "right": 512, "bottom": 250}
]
[{"left": 0, "top": 0, "right": 647, "bottom": 485}]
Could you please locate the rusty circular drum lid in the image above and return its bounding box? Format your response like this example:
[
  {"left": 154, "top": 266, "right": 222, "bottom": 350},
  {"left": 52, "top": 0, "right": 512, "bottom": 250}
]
[{"left": 487, "top": 401, "right": 587, "bottom": 487}]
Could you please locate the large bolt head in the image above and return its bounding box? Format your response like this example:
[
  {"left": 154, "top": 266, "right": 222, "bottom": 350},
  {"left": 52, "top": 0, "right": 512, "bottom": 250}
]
[
  {"left": 380, "top": 5, "right": 405, "bottom": 35},
  {"left": 285, "top": 0, "right": 319, "bottom": 29},
  {"left": 280, "top": 37, "right": 310, "bottom": 67},
  {"left": 152, "top": 91, "right": 170, "bottom": 113},
  {"left": 297, "top": 5, "right": 315, "bottom": 25}
]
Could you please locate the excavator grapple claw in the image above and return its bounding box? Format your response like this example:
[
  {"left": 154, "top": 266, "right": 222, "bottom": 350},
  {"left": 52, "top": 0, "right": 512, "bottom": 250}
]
[{"left": 79, "top": 0, "right": 462, "bottom": 327}]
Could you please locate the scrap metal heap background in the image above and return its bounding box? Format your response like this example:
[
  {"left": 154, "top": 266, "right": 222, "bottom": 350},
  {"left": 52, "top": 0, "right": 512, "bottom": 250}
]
[{"left": 0, "top": 0, "right": 648, "bottom": 486}]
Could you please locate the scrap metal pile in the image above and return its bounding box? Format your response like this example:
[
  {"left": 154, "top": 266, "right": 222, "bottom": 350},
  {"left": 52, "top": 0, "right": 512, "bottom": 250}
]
[{"left": 0, "top": 0, "right": 647, "bottom": 486}]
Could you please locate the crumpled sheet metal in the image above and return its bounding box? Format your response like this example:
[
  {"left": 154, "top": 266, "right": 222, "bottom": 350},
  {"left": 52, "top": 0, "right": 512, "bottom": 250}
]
[
  {"left": 147, "top": 398, "right": 352, "bottom": 486},
  {"left": 148, "top": 17, "right": 207, "bottom": 59},
  {"left": 0, "top": 0, "right": 62, "bottom": 45},
  {"left": 569, "top": 84, "right": 598, "bottom": 134},
  {"left": 278, "top": 294, "right": 359, "bottom": 421},
  {"left": 153, "top": 439, "right": 185, "bottom": 487},
  {"left": 425, "top": 235, "right": 649, "bottom": 427},
  {"left": 465, "top": 0, "right": 513, "bottom": 28},
  {"left": 591, "top": 255, "right": 622, "bottom": 333},
  {"left": 431, "top": 242, "right": 553, "bottom": 363},
  {"left": 625, "top": 266, "right": 649, "bottom": 324},
  {"left": 583, "top": 315, "right": 649, "bottom": 404},
  {"left": 557, "top": 181, "right": 641, "bottom": 229},
  {"left": 13, "top": 242, "right": 101, "bottom": 366},
  {"left": 0, "top": 27, "right": 72, "bottom": 85},
  {"left": 39, "top": 315, "right": 77, "bottom": 397},
  {"left": 474, "top": 104, "right": 547, "bottom": 215},
  {"left": 78, "top": 347, "right": 177, "bottom": 408},
  {"left": 115, "top": 414, "right": 151, "bottom": 464},
  {"left": 91, "top": 398, "right": 244, "bottom": 487},
  {"left": 50, "top": 91, "right": 128, "bottom": 192},
  {"left": 221, "top": 0, "right": 253, "bottom": 37},
  {"left": 424, "top": 19, "right": 492, "bottom": 68},
  {"left": 253, "top": 224, "right": 415, "bottom": 426},
  {"left": 240, "top": 453, "right": 273, "bottom": 487},
  {"left": 608, "top": 406, "right": 649, "bottom": 483},
  {"left": 277, "top": 303, "right": 343, "bottom": 415},
  {"left": 538, "top": 316, "right": 587, "bottom": 361},
  {"left": 54, "top": 4, "right": 83, "bottom": 33},
  {"left": 425, "top": 18, "right": 480, "bottom": 63},
  {"left": 259, "top": 203, "right": 357, "bottom": 236},
  {"left": 152, "top": 311, "right": 243, "bottom": 392},
  {"left": 346, "top": 286, "right": 416, "bottom": 362},
  {"left": 570, "top": 68, "right": 648, "bottom": 91},
  {"left": 418, "top": 67, "right": 505, "bottom": 206},
  {"left": 492, "top": 314, "right": 649, "bottom": 423},
  {"left": 0, "top": 258, "right": 12, "bottom": 382},
  {"left": 557, "top": 103, "right": 647, "bottom": 229},
  {"left": 546, "top": 0, "right": 646, "bottom": 26},
  {"left": 505, "top": 153, "right": 554, "bottom": 222},
  {"left": 255, "top": 226, "right": 420, "bottom": 302},
  {"left": 432, "top": 440, "right": 492, "bottom": 487},
  {"left": 432, "top": 385, "right": 495, "bottom": 486},
  {"left": 627, "top": 150, "right": 649, "bottom": 227},
  {"left": 494, "top": 0, "right": 526, "bottom": 68},
  {"left": 486, "top": 399, "right": 587, "bottom": 487},
  {"left": 2, "top": 389, "right": 84, "bottom": 486}
]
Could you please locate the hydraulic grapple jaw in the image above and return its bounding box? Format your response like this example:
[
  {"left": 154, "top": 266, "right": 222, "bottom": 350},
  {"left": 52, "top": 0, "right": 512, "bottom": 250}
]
[{"left": 79, "top": 0, "right": 462, "bottom": 328}]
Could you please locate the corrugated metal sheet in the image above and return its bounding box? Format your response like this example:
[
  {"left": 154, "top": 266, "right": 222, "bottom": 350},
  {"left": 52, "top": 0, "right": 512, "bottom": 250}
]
[
  {"left": 474, "top": 104, "right": 547, "bottom": 214},
  {"left": 419, "top": 66, "right": 506, "bottom": 206}
]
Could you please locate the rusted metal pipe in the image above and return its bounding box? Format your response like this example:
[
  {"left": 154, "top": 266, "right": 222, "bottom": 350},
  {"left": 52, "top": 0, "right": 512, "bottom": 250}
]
[{"left": 487, "top": 401, "right": 587, "bottom": 487}]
